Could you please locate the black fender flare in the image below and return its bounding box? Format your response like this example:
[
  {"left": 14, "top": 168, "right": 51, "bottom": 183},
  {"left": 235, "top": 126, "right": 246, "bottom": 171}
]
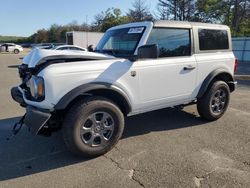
[
  {"left": 197, "top": 69, "right": 235, "bottom": 99},
  {"left": 54, "top": 82, "right": 132, "bottom": 113}
]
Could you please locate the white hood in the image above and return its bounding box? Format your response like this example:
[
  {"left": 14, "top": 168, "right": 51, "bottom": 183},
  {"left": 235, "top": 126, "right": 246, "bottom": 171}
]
[{"left": 23, "top": 48, "right": 115, "bottom": 68}]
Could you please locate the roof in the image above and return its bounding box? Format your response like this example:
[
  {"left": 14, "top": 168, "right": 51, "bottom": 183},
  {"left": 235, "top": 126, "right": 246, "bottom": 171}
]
[{"left": 154, "top": 20, "right": 230, "bottom": 30}]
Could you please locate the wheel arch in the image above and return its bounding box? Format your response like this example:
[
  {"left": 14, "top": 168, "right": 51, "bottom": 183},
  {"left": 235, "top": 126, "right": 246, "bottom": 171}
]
[
  {"left": 54, "top": 82, "right": 132, "bottom": 115},
  {"left": 197, "top": 69, "right": 235, "bottom": 99}
]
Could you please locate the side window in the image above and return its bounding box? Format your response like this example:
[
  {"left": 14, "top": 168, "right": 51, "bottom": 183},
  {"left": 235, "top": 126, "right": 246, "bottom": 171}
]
[
  {"left": 69, "top": 47, "right": 81, "bottom": 51},
  {"left": 68, "top": 47, "right": 76, "bottom": 50},
  {"left": 198, "top": 29, "right": 229, "bottom": 51},
  {"left": 147, "top": 28, "right": 191, "bottom": 57},
  {"left": 58, "top": 47, "right": 69, "bottom": 50}
]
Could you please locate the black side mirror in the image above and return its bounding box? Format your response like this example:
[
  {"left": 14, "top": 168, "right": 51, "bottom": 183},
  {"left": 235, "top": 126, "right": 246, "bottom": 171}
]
[
  {"left": 138, "top": 44, "right": 159, "bottom": 59},
  {"left": 88, "top": 45, "right": 94, "bottom": 52}
]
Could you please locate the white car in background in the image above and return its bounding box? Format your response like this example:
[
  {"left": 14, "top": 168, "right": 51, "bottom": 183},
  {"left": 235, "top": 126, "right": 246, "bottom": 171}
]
[
  {"left": 52, "top": 45, "right": 87, "bottom": 52},
  {"left": 0, "top": 43, "right": 23, "bottom": 54}
]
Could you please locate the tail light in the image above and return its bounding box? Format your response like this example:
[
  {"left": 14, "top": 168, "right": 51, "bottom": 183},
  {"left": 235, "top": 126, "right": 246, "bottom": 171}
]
[{"left": 234, "top": 58, "right": 238, "bottom": 74}]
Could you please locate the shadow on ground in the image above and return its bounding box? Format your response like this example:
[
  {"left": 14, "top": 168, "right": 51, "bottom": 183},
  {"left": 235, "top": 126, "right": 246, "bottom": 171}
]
[{"left": 0, "top": 107, "right": 207, "bottom": 181}]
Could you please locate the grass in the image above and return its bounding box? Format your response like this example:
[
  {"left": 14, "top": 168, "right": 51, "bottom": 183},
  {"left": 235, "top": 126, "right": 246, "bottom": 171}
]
[{"left": 0, "top": 35, "right": 27, "bottom": 43}]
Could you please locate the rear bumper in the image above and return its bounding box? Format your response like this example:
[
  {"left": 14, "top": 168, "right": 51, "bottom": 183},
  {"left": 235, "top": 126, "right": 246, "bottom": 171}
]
[
  {"left": 229, "top": 80, "right": 237, "bottom": 92},
  {"left": 24, "top": 106, "right": 51, "bottom": 135}
]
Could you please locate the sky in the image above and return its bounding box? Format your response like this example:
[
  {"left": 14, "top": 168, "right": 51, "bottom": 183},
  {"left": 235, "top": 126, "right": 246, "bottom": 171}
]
[{"left": 0, "top": 0, "right": 158, "bottom": 37}]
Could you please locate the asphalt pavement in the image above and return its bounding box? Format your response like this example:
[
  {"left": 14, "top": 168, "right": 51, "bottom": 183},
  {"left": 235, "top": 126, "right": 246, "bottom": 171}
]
[{"left": 0, "top": 52, "right": 250, "bottom": 188}]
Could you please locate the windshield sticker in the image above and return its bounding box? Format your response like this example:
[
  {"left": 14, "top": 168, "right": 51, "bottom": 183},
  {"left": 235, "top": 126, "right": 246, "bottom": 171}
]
[{"left": 128, "top": 27, "right": 144, "bottom": 34}]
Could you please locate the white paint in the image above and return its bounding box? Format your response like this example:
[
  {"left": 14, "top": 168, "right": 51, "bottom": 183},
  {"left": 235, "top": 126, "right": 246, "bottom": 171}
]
[{"left": 19, "top": 21, "right": 235, "bottom": 115}]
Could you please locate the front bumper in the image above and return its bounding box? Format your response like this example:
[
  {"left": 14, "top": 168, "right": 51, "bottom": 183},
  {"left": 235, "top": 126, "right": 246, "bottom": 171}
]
[
  {"left": 24, "top": 106, "right": 51, "bottom": 134},
  {"left": 11, "top": 87, "right": 51, "bottom": 134}
]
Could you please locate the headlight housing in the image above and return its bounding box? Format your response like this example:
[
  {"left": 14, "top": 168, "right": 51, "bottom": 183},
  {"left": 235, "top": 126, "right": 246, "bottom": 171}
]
[{"left": 27, "top": 76, "right": 45, "bottom": 101}]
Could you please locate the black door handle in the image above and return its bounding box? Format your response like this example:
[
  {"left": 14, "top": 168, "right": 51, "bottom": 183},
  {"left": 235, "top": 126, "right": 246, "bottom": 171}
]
[{"left": 184, "top": 65, "right": 196, "bottom": 71}]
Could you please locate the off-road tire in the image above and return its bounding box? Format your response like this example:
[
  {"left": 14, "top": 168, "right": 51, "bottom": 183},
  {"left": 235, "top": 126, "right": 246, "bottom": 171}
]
[
  {"left": 62, "top": 96, "right": 124, "bottom": 158},
  {"left": 197, "top": 80, "right": 230, "bottom": 121}
]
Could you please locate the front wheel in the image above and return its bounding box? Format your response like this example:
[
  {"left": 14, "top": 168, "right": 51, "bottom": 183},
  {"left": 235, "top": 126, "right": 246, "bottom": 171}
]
[
  {"left": 62, "top": 97, "right": 124, "bottom": 158},
  {"left": 197, "top": 81, "right": 230, "bottom": 121}
]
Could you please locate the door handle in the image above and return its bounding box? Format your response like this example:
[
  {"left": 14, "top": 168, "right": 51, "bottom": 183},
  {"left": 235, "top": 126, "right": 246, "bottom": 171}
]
[{"left": 184, "top": 65, "right": 196, "bottom": 71}]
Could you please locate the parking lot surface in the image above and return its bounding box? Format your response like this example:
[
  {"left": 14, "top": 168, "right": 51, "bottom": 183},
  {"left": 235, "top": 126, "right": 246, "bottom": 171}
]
[{"left": 0, "top": 52, "right": 250, "bottom": 188}]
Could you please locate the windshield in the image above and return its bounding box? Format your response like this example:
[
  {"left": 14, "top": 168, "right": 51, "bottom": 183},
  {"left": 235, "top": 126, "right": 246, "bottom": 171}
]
[{"left": 96, "top": 27, "right": 145, "bottom": 57}]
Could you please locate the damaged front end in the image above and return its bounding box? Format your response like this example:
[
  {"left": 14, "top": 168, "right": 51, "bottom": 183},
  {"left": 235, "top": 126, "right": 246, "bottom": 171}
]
[
  {"left": 11, "top": 64, "right": 54, "bottom": 136},
  {"left": 10, "top": 49, "right": 115, "bottom": 136}
]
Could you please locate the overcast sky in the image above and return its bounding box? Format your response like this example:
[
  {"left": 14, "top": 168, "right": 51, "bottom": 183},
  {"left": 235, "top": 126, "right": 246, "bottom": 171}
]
[{"left": 0, "top": 0, "right": 158, "bottom": 37}]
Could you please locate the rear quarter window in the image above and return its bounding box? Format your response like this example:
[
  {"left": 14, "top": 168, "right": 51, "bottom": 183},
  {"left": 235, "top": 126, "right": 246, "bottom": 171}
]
[{"left": 198, "top": 29, "right": 229, "bottom": 51}]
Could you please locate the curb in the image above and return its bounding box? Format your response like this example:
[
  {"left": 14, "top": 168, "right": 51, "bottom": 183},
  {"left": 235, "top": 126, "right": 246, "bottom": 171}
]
[{"left": 235, "top": 75, "right": 250, "bottom": 80}]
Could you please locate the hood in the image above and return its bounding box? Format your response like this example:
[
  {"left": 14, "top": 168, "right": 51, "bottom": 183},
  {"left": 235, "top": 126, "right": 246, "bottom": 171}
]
[{"left": 23, "top": 48, "right": 115, "bottom": 68}]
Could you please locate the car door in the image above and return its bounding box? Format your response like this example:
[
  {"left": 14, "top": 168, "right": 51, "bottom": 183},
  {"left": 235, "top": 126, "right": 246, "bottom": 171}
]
[
  {"left": 8, "top": 44, "right": 15, "bottom": 52},
  {"left": 136, "top": 27, "right": 197, "bottom": 110}
]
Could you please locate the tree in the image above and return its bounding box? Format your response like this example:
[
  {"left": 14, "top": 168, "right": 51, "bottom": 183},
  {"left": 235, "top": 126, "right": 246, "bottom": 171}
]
[
  {"left": 127, "top": 0, "right": 153, "bottom": 22},
  {"left": 93, "top": 8, "right": 130, "bottom": 32},
  {"left": 194, "top": 0, "right": 225, "bottom": 23},
  {"left": 34, "top": 29, "right": 48, "bottom": 43},
  {"left": 156, "top": 0, "right": 195, "bottom": 21},
  {"left": 194, "top": 0, "right": 250, "bottom": 36},
  {"left": 155, "top": 0, "right": 170, "bottom": 20}
]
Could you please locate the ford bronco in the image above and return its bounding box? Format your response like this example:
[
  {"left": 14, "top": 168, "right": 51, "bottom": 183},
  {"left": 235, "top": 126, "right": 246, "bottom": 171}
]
[{"left": 11, "top": 21, "right": 237, "bottom": 157}]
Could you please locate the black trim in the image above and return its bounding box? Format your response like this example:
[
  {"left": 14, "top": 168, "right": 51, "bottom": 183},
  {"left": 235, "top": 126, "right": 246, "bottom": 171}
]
[
  {"left": 54, "top": 82, "right": 132, "bottom": 113},
  {"left": 11, "top": 87, "right": 26, "bottom": 107},
  {"left": 24, "top": 106, "right": 51, "bottom": 135},
  {"left": 197, "top": 69, "right": 235, "bottom": 98}
]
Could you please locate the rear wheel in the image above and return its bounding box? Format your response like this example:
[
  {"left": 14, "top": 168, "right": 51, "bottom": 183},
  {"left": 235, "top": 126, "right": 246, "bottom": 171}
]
[
  {"left": 62, "top": 97, "right": 124, "bottom": 157},
  {"left": 14, "top": 49, "right": 20, "bottom": 54},
  {"left": 197, "top": 81, "right": 230, "bottom": 121}
]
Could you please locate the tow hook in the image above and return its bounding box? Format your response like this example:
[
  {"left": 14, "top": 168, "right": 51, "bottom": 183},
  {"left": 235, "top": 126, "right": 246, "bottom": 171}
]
[{"left": 6, "top": 113, "right": 26, "bottom": 140}]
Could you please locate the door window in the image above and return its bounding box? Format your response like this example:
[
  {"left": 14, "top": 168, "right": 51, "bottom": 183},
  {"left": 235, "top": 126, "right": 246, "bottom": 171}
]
[{"left": 147, "top": 28, "right": 191, "bottom": 57}]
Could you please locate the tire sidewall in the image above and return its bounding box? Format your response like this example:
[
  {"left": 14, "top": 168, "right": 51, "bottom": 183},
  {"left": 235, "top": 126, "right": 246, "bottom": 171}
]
[
  {"left": 207, "top": 81, "right": 230, "bottom": 119},
  {"left": 14, "top": 49, "right": 19, "bottom": 54},
  {"left": 64, "top": 99, "right": 124, "bottom": 157}
]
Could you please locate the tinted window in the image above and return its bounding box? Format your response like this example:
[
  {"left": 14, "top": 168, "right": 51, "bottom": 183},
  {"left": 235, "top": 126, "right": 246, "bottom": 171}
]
[
  {"left": 147, "top": 28, "right": 191, "bottom": 57},
  {"left": 198, "top": 29, "right": 229, "bottom": 51},
  {"left": 69, "top": 47, "right": 78, "bottom": 51},
  {"left": 58, "top": 47, "right": 69, "bottom": 50},
  {"left": 69, "top": 47, "right": 85, "bottom": 51}
]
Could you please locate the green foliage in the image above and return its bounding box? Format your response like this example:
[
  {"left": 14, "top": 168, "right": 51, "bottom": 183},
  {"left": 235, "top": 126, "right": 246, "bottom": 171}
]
[
  {"left": 93, "top": 8, "right": 130, "bottom": 32},
  {"left": 0, "top": 35, "right": 28, "bottom": 43},
  {"left": 194, "top": 0, "right": 250, "bottom": 36},
  {"left": 31, "top": 21, "right": 90, "bottom": 43},
  {"left": 157, "top": 0, "right": 250, "bottom": 36}
]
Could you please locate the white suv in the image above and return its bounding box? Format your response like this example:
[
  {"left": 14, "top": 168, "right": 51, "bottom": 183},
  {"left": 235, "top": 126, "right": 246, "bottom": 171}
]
[{"left": 11, "top": 21, "right": 237, "bottom": 157}]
